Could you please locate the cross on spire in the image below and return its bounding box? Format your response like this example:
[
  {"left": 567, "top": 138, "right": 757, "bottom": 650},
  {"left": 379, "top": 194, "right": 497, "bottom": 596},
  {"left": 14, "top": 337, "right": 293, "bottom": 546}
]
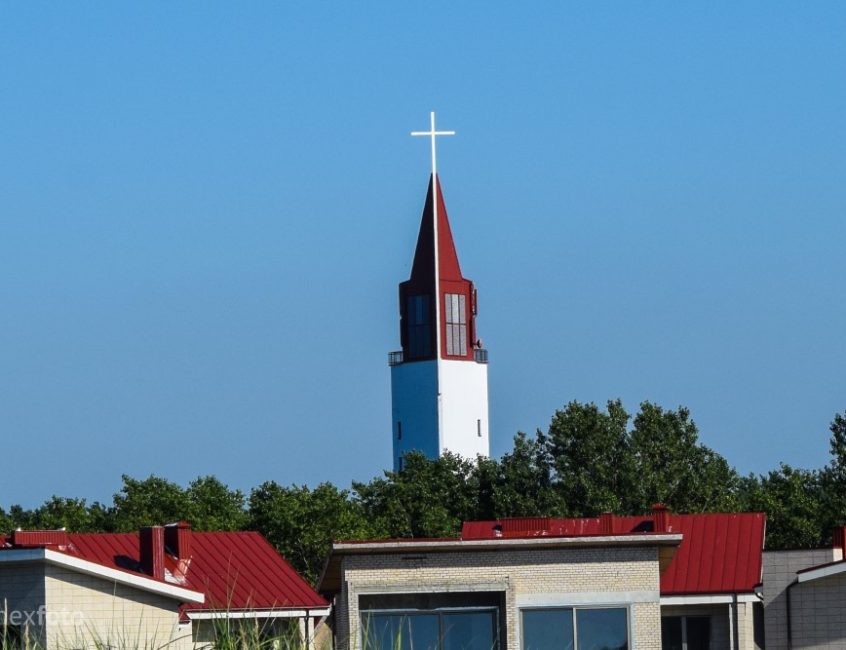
[
  {"left": 410, "top": 112, "right": 455, "bottom": 364},
  {"left": 411, "top": 111, "right": 455, "bottom": 178}
]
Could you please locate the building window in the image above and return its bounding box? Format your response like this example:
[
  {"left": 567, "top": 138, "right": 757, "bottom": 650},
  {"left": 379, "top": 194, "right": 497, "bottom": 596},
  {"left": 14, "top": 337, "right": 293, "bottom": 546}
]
[
  {"left": 398, "top": 456, "right": 403, "bottom": 472},
  {"left": 522, "top": 607, "right": 628, "bottom": 650},
  {"left": 661, "top": 616, "right": 710, "bottom": 650},
  {"left": 397, "top": 421, "right": 402, "bottom": 440},
  {"left": 407, "top": 295, "right": 431, "bottom": 358},
  {"left": 444, "top": 293, "right": 467, "bottom": 356},
  {"left": 362, "top": 609, "right": 498, "bottom": 650}
]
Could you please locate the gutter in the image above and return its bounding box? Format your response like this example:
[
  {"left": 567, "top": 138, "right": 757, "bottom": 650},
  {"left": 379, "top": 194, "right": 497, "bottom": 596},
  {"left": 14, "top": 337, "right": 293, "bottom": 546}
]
[{"left": 186, "top": 607, "right": 331, "bottom": 620}]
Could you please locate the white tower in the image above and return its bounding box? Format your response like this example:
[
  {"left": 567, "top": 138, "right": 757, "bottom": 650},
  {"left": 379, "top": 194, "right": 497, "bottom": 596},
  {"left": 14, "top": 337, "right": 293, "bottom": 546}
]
[{"left": 389, "top": 113, "right": 490, "bottom": 471}]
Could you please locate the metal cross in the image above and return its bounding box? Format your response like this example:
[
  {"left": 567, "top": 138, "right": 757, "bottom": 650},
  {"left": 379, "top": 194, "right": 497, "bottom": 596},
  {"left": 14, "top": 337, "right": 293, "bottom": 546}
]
[{"left": 411, "top": 111, "right": 455, "bottom": 178}]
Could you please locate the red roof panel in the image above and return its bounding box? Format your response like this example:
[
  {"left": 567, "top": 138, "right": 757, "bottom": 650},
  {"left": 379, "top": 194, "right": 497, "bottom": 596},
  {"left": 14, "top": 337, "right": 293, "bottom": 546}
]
[
  {"left": 461, "top": 511, "right": 765, "bottom": 595},
  {"left": 2, "top": 530, "right": 327, "bottom": 612}
]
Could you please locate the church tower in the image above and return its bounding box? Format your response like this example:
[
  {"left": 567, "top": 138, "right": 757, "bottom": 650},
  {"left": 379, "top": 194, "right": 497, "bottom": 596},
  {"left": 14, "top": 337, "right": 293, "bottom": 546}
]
[{"left": 389, "top": 113, "right": 490, "bottom": 471}]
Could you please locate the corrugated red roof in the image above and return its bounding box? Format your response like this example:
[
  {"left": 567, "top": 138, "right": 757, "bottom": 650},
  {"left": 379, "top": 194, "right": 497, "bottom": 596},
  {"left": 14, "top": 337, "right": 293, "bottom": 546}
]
[
  {"left": 462, "top": 511, "right": 766, "bottom": 595},
  {"left": 1, "top": 530, "right": 327, "bottom": 612}
]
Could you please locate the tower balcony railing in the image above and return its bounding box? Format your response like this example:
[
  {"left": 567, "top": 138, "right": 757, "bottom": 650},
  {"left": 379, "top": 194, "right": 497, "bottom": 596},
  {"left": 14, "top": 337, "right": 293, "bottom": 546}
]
[{"left": 390, "top": 349, "right": 489, "bottom": 365}]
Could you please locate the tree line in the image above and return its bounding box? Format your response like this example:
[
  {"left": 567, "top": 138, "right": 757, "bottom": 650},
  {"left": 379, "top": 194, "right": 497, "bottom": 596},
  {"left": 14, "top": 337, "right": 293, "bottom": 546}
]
[{"left": 3, "top": 400, "right": 845, "bottom": 584}]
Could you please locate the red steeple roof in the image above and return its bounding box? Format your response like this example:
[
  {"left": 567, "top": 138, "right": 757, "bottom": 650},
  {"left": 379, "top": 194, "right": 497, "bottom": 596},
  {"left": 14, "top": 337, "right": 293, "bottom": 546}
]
[
  {"left": 399, "top": 175, "right": 478, "bottom": 362},
  {"left": 408, "top": 175, "right": 464, "bottom": 285}
]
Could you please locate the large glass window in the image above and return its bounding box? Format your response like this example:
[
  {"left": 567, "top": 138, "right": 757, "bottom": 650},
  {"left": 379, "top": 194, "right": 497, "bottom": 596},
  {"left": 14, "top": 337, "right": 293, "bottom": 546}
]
[
  {"left": 661, "top": 616, "right": 710, "bottom": 650},
  {"left": 407, "top": 295, "right": 431, "bottom": 358},
  {"left": 364, "top": 613, "right": 439, "bottom": 650},
  {"left": 521, "top": 608, "right": 628, "bottom": 650},
  {"left": 576, "top": 609, "right": 628, "bottom": 650},
  {"left": 362, "top": 609, "right": 498, "bottom": 650},
  {"left": 444, "top": 293, "right": 467, "bottom": 356},
  {"left": 523, "top": 609, "right": 574, "bottom": 650}
]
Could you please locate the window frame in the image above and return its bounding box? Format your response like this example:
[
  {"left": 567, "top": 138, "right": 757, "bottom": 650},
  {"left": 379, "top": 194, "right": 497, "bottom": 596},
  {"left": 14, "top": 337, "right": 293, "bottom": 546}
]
[
  {"left": 361, "top": 605, "right": 501, "bottom": 650},
  {"left": 520, "top": 605, "right": 631, "bottom": 650},
  {"left": 444, "top": 292, "right": 467, "bottom": 357}
]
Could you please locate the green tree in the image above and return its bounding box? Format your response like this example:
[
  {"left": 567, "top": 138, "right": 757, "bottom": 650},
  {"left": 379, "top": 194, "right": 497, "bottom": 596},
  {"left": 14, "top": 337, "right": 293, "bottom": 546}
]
[
  {"left": 547, "top": 400, "right": 632, "bottom": 516},
  {"left": 627, "top": 402, "right": 739, "bottom": 513},
  {"left": 0, "top": 507, "right": 12, "bottom": 534},
  {"left": 30, "top": 497, "right": 113, "bottom": 532},
  {"left": 354, "top": 452, "right": 480, "bottom": 539},
  {"left": 476, "top": 431, "right": 561, "bottom": 519},
  {"left": 248, "top": 481, "right": 372, "bottom": 584},
  {"left": 739, "top": 465, "right": 824, "bottom": 549},
  {"left": 821, "top": 411, "right": 846, "bottom": 534},
  {"left": 186, "top": 476, "right": 248, "bottom": 531},
  {"left": 6, "top": 505, "right": 37, "bottom": 530},
  {"left": 112, "top": 475, "right": 191, "bottom": 531}
]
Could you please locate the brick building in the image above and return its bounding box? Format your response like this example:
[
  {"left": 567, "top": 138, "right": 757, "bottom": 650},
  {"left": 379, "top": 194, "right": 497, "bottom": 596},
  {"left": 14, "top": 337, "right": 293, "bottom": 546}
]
[
  {"left": 319, "top": 507, "right": 768, "bottom": 650},
  {"left": 320, "top": 531, "right": 679, "bottom": 649}
]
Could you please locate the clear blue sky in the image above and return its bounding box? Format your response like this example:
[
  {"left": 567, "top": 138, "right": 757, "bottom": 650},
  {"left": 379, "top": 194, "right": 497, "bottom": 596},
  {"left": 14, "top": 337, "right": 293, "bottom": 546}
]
[{"left": 2, "top": 3, "right": 844, "bottom": 508}]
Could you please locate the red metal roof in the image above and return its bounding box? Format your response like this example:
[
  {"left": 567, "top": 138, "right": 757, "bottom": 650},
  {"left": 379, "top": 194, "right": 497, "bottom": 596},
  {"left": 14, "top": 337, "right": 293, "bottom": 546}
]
[
  {"left": 1, "top": 530, "right": 327, "bottom": 613},
  {"left": 462, "top": 510, "right": 766, "bottom": 595}
]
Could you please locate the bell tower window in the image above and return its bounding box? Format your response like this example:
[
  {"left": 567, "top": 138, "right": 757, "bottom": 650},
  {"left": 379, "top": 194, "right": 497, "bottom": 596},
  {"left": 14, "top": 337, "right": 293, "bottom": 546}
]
[
  {"left": 445, "top": 293, "right": 467, "bottom": 356},
  {"left": 407, "top": 295, "right": 431, "bottom": 358}
]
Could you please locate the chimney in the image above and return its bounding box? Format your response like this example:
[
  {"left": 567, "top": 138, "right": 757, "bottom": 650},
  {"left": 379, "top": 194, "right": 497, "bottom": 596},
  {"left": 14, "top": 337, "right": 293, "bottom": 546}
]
[
  {"left": 652, "top": 503, "right": 670, "bottom": 533},
  {"left": 833, "top": 526, "right": 846, "bottom": 560},
  {"left": 165, "top": 521, "right": 192, "bottom": 561},
  {"left": 139, "top": 526, "right": 165, "bottom": 579},
  {"left": 599, "top": 512, "right": 614, "bottom": 535}
]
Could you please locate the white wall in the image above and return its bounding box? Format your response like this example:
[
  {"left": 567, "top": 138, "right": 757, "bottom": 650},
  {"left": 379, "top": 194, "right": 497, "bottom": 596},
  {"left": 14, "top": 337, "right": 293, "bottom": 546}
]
[
  {"left": 439, "top": 359, "right": 489, "bottom": 460},
  {"left": 390, "top": 358, "right": 489, "bottom": 468}
]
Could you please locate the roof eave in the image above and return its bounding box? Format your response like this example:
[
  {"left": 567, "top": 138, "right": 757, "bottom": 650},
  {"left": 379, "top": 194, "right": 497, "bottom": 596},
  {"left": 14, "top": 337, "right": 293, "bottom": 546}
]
[
  {"left": 186, "top": 607, "right": 331, "bottom": 620},
  {"left": 331, "top": 533, "right": 683, "bottom": 554},
  {"left": 0, "top": 548, "right": 205, "bottom": 603}
]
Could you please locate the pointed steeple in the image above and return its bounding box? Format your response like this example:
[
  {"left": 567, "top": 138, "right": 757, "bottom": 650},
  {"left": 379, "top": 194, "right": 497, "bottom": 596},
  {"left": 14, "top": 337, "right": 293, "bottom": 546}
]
[
  {"left": 399, "top": 174, "right": 477, "bottom": 362},
  {"left": 409, "top": 174, "right": 463, "bottom": 286}
]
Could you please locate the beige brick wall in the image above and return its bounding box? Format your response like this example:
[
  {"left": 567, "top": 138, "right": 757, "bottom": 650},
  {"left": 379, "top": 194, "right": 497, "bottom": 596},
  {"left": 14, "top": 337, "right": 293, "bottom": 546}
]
[
  {"left": 44, "top": 565, "right": 190, "bottom": 650},
  {"left": 763, "top": 549, "right": 838, "bottom": 650},
  {"left": 335, "top": 545, "right": 663, "bottom": 650}
]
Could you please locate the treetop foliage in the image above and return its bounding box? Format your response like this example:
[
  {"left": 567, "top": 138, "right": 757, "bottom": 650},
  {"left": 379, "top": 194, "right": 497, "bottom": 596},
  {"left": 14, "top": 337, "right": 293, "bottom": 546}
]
[{"left": 2, "top": 400, "right": 844, "bottom": 585}]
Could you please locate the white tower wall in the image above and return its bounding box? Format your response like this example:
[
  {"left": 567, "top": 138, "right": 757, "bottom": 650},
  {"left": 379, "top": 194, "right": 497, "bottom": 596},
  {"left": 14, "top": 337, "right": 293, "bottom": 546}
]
[
  {"left": 438, "top": 359, "right": 490, "bottom": 460},
  {"left": 391, "top": 358, "right": 489, "bottom": 470}
]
